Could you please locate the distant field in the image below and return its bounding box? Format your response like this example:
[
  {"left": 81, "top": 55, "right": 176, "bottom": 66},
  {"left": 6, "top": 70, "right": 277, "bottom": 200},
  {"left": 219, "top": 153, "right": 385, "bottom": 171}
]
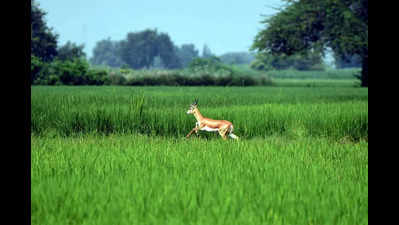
[
  {"left": 31, "top": 81, "right": 368, "bottom": 225},
  {"left": 273, "top": 78, "right": 359, "bottom": 87},
  {"left": 266, "top": 68, "right": 361, "bottom": 80}
]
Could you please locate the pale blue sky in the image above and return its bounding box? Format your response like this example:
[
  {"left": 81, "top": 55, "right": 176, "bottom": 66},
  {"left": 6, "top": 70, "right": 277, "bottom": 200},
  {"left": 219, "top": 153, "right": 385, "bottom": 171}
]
[{"left": 36, "top": 0, "right": 285, "bottom": 58}]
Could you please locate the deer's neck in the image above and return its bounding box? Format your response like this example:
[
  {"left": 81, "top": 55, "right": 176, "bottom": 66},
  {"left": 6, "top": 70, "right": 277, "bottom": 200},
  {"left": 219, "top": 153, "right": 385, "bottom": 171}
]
[{"left": 193, "top": 108, "right": 204, "bottom": 122}]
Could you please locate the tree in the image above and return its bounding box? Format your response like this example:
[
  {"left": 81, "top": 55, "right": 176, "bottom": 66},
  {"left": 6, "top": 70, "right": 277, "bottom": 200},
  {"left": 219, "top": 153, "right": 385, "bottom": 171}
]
[
  {"left": 202, "top": 44, "right": 214, "bottom": 59},
  {"left": 157, "top": 33, "right": 182, "bottom": 69},
  {"left": 176, "top": 44, "right": 199, "bottom": 68},
  {"left": 31, "top": 0, "right": 58, "bottom": 62},
  {"left": 119, "top": 29, "right": 181, "bottom": 69},
  {"left": 57, "top": 41, "right": 86, "bottom": 61},
  {"left": 90, "top": 38, "right": 125, "bottom": 67},
  {"left": 121, "top": 29, "right": 159, "bottom": 69},
  {"left": 252, "top": 0, "right": 368, "bottom": 86},
  {"left": 92, "top": 30, "right": 184, "bottom": 69}
]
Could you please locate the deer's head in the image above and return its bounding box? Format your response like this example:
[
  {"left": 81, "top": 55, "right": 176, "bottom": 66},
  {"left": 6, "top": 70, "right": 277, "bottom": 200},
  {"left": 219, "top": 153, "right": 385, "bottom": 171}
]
[{"left": 187, "top": 99, "right": 198, "bottom": 114}]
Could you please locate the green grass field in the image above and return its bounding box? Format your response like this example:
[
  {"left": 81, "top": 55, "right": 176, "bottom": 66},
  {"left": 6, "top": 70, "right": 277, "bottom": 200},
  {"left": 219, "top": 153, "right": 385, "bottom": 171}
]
[{"left": 31, "top": 81, "right": 368, "bottom": 225}]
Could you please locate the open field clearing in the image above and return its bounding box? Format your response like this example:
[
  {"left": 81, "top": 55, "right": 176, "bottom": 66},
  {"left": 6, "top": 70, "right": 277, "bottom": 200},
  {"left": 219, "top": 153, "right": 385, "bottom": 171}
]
[
  {"left": 31, "top": 84, "right": 368, "bottom": 225},
  {"left": 272, "top": 78, "right": 359, "bottom": 87}
]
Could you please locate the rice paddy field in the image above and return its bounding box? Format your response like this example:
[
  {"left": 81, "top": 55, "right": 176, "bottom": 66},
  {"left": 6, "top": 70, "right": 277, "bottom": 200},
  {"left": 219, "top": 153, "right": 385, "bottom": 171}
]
[{"left": 31, "top": 81, "right": 368, "bottom": 225}]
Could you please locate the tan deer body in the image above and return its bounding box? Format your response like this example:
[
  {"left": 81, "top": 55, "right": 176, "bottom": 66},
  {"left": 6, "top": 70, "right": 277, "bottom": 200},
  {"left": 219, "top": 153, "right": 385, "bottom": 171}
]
[{"left": 186, "top": 100, "right": 238, "bottom": 140}]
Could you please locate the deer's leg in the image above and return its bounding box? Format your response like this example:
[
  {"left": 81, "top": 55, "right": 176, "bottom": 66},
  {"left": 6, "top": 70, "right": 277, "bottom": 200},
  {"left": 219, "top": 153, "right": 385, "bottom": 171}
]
[
  {"left": 218, "top": 127, "right": 228, "bottom": 140},
  {"left": 194, "top": 122, "right": 200, "bottom": 136},
  {"left": 186, "top": 127, "right": 197, "bottom": 138},
  {"left": 186, "top": 123, "right": 203, "bottom": 138}
]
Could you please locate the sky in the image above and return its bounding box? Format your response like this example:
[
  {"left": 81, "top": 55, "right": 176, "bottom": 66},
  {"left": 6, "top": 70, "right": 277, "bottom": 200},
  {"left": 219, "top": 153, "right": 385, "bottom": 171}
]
[{"left": 36, "top": 0, "right": 285, "bottom": 59}]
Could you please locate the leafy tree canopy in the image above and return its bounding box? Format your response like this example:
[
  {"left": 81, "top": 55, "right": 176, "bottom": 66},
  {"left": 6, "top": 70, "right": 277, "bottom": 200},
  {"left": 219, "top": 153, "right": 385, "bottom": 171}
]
[
  {"left": 176, "top": 44, "right": 199, "bottom": 68},
  {"left": 90, "top": 38, "right": 125, "bottom": 68},
  {"left": 252, "top": 0, "right": 368, "bottom": 86},
  {"left": 92, "top": 29, "right": 183, "bottom": 69},
  {"left": 31, "top": 0, "right": 59, "bottom": 62},
  {"left": 119, "top": 29, "right": 181, "bottom": 69},
  {"left": 57, "top": 41, "right": 86, "bottom": 61}
]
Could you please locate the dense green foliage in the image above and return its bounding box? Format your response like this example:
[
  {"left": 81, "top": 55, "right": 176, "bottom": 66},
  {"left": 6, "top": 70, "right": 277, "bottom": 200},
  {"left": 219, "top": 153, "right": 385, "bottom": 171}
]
[
  {"left": 56, "top": 41, "right": 86, "bottom": 61},
  {"left": 31, "top": 58, "right": 110, "bottom": 85},
  {"left": 252, "top": 0, "right": 368, "bottom": 86},
  {"left": 31, "top": 0, "right": 58, "bottom": 62}
]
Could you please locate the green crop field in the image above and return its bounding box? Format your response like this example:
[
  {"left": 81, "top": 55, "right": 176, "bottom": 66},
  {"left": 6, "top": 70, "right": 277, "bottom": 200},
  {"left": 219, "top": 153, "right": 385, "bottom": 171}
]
[{"left": 31, "top": 82, "right": 368, "bottom": 225}]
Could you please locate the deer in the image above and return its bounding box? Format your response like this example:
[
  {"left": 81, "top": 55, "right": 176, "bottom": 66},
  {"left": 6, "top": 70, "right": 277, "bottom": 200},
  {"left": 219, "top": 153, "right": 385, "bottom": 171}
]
[{"left": 186, "top": 99, "right": 239, "bottom": 140}]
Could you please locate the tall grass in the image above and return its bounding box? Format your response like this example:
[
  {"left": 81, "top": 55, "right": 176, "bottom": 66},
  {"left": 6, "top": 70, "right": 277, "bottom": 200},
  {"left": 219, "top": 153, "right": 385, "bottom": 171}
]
[
  {"left": 31, "top": 86, "right": 368, "bottom": 141},
  {"left": 32, "top": 134, "right": 368, "bottom": 225}
]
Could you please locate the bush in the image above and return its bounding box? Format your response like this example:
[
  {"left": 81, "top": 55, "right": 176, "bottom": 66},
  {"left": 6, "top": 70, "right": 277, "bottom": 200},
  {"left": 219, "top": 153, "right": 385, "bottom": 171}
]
[
  {"left": 47, "top": 74, "right": 61, "bottom": 85},
  {"left": 31, "top": 57, "right": 113, "bottom": 86},
  {"left": 31, "top": 56, "right": 273, "bottom": 86},
  {"left": 215, "top": 75, "right": 234, "bottom": 86},
  {"left": 31, "top": 55, "right": 43, "bottom": 83},
  {"left": 189, "top": 57, "right": 234, "bottom": 75},
  {"left": 31, "top": 55, "right": 54, "bottom": 85},
  {"left": 52, "top": 59, "right": 90, "bottom": 85},
  {"left": 231, "top": 75, "right": 257, "bottom": 86},
  {"left": 124, "top": 73, "right": 264, "bottom": 86},
  {"left": 108, "top": 72, "right": 127, "bottom": 85},
  {"left": 85, "top": 69, "right": 109, "bottom": 85}
]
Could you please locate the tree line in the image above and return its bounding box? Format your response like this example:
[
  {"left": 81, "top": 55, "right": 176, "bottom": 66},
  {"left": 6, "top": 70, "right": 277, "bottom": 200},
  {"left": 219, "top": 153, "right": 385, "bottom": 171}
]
[
  {"left": 90, "top": 31, "right": 198, "bottom": 69},
  {"left": 91, "top": 33, "right": 359, "bottom": 71},
  {"left": 30, "top": 0, "right": 260, "bottom": 86}
]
